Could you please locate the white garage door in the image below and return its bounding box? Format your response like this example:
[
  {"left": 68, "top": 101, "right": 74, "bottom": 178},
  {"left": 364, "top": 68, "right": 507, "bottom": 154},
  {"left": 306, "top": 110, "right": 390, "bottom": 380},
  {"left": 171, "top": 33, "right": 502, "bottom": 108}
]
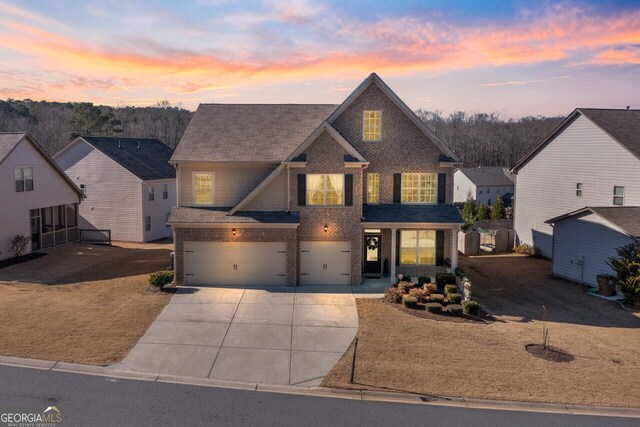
[
  {"left": 184, "top": 242, "right": 287, "bottom": 286},
  {"left": 300, "top": 241, "right": 351, "bottom": 285}
]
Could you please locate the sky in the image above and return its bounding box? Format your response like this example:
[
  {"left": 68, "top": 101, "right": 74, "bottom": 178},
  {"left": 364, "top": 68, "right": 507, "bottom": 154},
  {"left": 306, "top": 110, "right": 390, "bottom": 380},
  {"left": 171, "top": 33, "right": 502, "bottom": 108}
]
[{"left": 0, "top": 0, "right": 639, "bottom": 118}]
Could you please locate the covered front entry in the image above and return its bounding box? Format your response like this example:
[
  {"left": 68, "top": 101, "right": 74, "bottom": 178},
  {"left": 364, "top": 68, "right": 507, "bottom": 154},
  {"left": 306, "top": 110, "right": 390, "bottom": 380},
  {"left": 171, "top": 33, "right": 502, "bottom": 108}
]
[
  {"left": 363, "top": 231, "right": 382, "bottom": 277},
  {"left": 300, "top": 241, "right": 351, "bottom": 285},
  {"left": 184, "top": 241, "right": 287, "bottom": 286}
]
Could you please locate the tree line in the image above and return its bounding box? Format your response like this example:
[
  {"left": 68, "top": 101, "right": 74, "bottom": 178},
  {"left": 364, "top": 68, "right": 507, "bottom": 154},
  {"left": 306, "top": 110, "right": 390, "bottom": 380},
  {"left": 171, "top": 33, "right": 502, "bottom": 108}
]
[{"left": 0, "top": 99, "right": 563, "bottom": 166}]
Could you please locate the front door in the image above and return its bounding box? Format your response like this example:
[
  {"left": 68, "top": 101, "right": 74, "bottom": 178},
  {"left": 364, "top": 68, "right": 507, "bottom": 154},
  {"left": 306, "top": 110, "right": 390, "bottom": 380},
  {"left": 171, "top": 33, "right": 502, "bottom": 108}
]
[{"left": 363, "top": 234, "right": 382, "bottom": 276}]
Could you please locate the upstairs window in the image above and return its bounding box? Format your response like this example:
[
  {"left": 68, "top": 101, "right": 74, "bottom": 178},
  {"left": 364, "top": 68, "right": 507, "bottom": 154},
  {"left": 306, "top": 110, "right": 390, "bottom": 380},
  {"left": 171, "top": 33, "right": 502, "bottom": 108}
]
[
  {"left": 363, "top": 110, "right": 381, "bottom": 141},
  {"left": 15, "top": 166, "right": 33, "bottom": 192},
  {"left": 307, "top": 174, "right": 344, "bottom": 206},
  {"left": 193, "top": 172, "right": 214, "bottom": 206},
  {"left": 576, "top": 183, "right": 583, "bottom": 197},
  {"left": 613, "top": 186, "right": 625, "bottom": 206},
  {"left": 367, "top": 173, "right": 379, "bottom": 204},
  {"left": 401, "top": 173, "right": 436, "bottom": 204},
  {"left": 79, "top": 184, "right": 86, "bottom": 196},
  {"left": 148, "top": 186, "right": 155, "bottom": 201},
  {"left": 162, "top": 184, "right": 169, "bottom": 199}
]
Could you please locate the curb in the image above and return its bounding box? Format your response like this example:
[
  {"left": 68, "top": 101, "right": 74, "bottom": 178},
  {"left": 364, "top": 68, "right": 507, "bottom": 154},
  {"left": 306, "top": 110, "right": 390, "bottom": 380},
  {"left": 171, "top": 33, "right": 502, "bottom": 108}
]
[{"left": 1, "top": 355, "right": 639, "bottom": 418}]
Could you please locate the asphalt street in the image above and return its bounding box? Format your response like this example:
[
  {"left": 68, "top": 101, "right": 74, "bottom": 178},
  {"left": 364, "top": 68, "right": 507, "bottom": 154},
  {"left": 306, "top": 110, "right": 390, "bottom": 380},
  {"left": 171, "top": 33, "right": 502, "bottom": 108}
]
[{"left": 0, "top": 365, "right": 634, "bottom": 427}]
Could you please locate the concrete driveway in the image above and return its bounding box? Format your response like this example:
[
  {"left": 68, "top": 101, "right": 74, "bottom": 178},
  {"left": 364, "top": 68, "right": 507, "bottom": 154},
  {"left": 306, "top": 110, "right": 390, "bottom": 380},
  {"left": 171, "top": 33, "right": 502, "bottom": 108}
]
[{"left": 121, "top": 285, "right": 358, "bottom": 386}]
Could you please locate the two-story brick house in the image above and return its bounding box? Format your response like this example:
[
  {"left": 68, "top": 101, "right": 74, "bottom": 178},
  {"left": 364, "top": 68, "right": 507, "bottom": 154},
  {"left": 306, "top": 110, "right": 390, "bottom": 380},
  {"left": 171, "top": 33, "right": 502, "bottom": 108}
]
[{"left": 169, "top": 74, "right": 463, "bottom": 286}]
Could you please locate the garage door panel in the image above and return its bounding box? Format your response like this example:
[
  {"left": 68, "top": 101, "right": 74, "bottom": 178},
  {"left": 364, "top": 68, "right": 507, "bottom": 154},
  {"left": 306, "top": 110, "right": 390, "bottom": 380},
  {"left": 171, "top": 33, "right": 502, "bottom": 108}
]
[
  {"left": 184, "top": 242, "right": 287, "bottom": 286},
  {"left": 300, "top": 241, "right": 351, "bottom": 285}
]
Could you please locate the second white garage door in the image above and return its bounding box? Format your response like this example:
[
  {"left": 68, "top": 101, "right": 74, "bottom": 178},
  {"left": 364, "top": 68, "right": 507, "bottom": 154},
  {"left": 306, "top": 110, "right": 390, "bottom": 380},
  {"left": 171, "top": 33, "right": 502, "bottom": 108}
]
[
  {"left": 300, "top": 241, "right": 351, "bottom": 285},
  {"left": 184, "top": 241, "right": 287, "bottom": 286}
]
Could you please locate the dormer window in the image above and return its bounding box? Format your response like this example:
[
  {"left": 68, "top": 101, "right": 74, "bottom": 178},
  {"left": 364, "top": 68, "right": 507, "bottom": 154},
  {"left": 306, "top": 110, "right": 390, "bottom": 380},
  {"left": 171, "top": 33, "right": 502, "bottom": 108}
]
[{"left": 363, "top": 110, "right": 381, "bottom": 141}]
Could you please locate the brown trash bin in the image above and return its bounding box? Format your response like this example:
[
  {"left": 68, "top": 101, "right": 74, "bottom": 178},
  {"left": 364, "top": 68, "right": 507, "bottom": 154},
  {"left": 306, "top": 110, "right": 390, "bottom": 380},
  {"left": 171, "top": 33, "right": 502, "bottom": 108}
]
[{"left": 596, "top": 274, "right": 616, "bottom": 297}]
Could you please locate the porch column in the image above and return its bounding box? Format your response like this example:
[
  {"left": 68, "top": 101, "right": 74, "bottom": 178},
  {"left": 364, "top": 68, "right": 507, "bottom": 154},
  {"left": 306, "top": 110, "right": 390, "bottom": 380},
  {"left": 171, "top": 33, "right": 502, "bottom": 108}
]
[
  {"left": 390, "top": 228, "right": 397, "bottom": 284},
  {"left": 451, "top": 228, "right": 459, "bottom": 271}
]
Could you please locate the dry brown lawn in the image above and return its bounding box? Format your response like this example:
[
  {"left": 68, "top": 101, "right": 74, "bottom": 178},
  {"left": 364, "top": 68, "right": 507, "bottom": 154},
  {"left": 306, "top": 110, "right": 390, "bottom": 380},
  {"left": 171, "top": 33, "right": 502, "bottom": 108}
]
[
  {"left": 0, "top": 242, "right": 173, "bottom": 365},
  {"left": 323, "top": 255, "right": 640, "bottom": 407}
]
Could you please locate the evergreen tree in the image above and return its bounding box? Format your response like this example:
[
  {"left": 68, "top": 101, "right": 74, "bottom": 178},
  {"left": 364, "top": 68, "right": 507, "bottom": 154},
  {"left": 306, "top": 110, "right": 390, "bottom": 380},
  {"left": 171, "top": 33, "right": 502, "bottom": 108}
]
[
  {"left": 461, "top": 197, "right": 477, "bottom": 226},
  {"left": 491, "top": 196, "right": 506, "bottom": 219},
  {"left": 476, "top": 203, "right": 490, "bottom": 220}
]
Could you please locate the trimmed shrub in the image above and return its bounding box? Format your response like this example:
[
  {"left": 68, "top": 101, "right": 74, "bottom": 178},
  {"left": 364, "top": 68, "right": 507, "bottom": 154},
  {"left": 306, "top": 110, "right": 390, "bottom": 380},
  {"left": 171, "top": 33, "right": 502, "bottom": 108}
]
[
  {"left": 149, "top": 271, "right": 173, "bottom": 288},
  {"left": 447, "top": 293, "right": 462, "bottom": 304},
  {"left": 423, "top": 283, "right": 437, "bottom": 294},
  {"left": 429, "top": 293, "right": 445, "bottom": 303},
  {"left": 444, "top": 284, "right": 458, "bottom": 296},
  {"left": 447, "top": 304, "right": 463, "bottom": 316},
  {"left": 418, "top": 276, "right": 431, "bottom": 285},
  {"left": 409, "top": 288, "right": 428, "bottom": 303},
  {"left": 425, "top": 302, "right": 443, "bottom": 314},
  {"left": 398, "top": 275, "right": 411, "bottom": 283},
  {"left": 462, "top": 300, "right": 480, "bottom": 316},
  {"left": 514, "top": 243, "right": 536, "bottom": 256},
  {"left": 397, "top": 281, "right": 415, "bottom": 293},
  {"left": 402, "top": 295, "right": 418, "bottom": 309},
  {"left": 435, "top": 272, "right": 456, "bottom": 291},
  {"left": 11, "top": 234, "right": 30, "bottom": 258},
  {"left": 384, "top": 287, "right": 403, "bottom": 304}
]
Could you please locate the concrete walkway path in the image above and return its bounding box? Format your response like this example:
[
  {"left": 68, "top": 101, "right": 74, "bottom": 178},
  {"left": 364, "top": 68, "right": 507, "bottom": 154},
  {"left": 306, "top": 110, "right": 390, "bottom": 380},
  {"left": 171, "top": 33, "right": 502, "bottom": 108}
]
[{"left": 122, "top": 284, "right": 368, "bottom": 386}]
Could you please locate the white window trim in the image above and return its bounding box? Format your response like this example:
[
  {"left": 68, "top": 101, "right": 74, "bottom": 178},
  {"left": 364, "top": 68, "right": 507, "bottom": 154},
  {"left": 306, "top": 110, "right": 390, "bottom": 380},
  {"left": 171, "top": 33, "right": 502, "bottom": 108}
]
[
  {"left": 613, "top": 185, "right": 625, "bottom": 206},
  {"left": 401, "top": 173, "right": 438, "bottom": 205},
  {"left": 192, "top": 171, "right": 215, "bottom": 206},
  {"left": 399, "top": 230, "right": 436, "bottom": 266},
  {"left": 306, "top": 174, "right": 345, "bottom": 206},
  {"left": 15, "top": 165, "right": 34, "bottom": 193},
  {"left": 367, "top": 173, "right": 380, "bottom": 204},
  {"left": 162, "top": 184, "right": 169, "bottom": 199},
  {"left": 145, "top": 215, "right": 151, "bottom": 232},
  {"left": 362, "top": 110, "right": 382, "bottom": 142},
  {"left": 576, "top": 182, "right": 583, "bottom": 197},
  {"left": 79, "top": 183, "right": 86, "bottom": 196},
  {"left": 149, "top": 185, "right": 155, "bottom": 201}
]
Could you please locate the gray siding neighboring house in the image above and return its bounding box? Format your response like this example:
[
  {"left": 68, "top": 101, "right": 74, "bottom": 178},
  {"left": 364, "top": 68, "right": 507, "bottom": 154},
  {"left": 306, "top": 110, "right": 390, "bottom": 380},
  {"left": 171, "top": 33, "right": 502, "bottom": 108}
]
[
  {"left": 54, "top": 136, "right": 176, "bottom": 242},
  {"left": 546, "top": 207, "right": 640, "bottom": 286},
  {"left": 0, "top": 133, "right": 83, "bottom": 261},
  {"left": 511, "top": 109, "right": 640, "bottom": 258},
  {"left": 453, "top": 167, "right": 514, "bottom": 206}
]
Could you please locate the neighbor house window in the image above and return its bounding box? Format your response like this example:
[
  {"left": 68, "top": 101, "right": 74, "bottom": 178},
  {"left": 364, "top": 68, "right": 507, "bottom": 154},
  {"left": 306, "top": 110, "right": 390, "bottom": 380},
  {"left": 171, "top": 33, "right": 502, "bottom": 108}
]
[
  {"left": 15, "top": 166, "right": 33, "bottom": 192},
  {"left": 400, "top": 230, "right": 436, "bottom": 265},
  {"left": 307, "top": 174, "right": 344, "bottom": 206},
  {"left": 145, "top": 216, "right": 151, "bottom": 232},
  {"left": 193, "top": 172, "right": 214, "bottom": 206},
  {"left": 613, "top": 186, "right": 625, "bottom": 206},
  {"left": 576, "top": 183, "right": 583, "bottom": 197},
  {"left": 401, "top": 173, "right": 436, "bottom": 203},
  {"left": 367, "top": 173, "right": 379, "bottom": 203},
  {"left": 363, "top": 110, "right": 381, "bottom": 141},
  {"left": 79, "top": 184, "right": 86, "bottom": 196},
  {"left": 162, "top": 184, "right": 169, "bottom": 199},
  {"left": 148, "top": 186, "right": 155, "bottom": 201}
]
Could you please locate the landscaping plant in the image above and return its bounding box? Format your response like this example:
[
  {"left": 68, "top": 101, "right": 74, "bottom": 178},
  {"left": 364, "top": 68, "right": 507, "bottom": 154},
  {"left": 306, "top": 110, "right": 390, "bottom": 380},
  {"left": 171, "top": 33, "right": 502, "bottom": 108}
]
[
  {"left": 607, "top": 243, "right": 640, "bottom": 308},
  {"left": 447, "top": 293, "right": 462, "bottom": 304},
  {"left": 408, "top": 288, "right": 428, "bottom": 303},
  {"left": 11, "top": 234, "right": 30, "bottom": 258},
  {"left": 149, "top": 271, "right": 174, "bottom": 289},
  {"left": 542, "top": 305, "right": 550, "bottom": 349},
  {"left": 423, "top": 283, "right": 437, "bottom": 294},
  {"left": 425, "top": 302, "right": 443, "bottom": 314},
  {"left": 447, "top": 304, "right": 463, "bottom": 316},
  {"left": 418, "top": 276, "right": 431, "bottom": 285},
  {"left": 397, "top": 281, "right": 415, "bottom": 293},
  {"left": 402, "top": 295, "right": 418, "bottom": 309},
  {"left": 462, "top": 300, "right": 480, "bottom": 316},
  {"left": 476, "top": 203, "right": 490, "bottom": 220},
  {"left": 490, "top": 196, "right": 505, "bottom": 220},
  {"left": 384, "top": 287, "right": 403, "bottom": 304},
  {"left": 514, "top": 243, "right": 536, "bottom": 256},
  {"left": 435, "top": 272, "right": 456, "bottom": 291},
  {"left": 444, "top": 284, "right": 458, "bottom": 296},
  {"left": 429, "top": 294, "right": 445, "bottom": 304}
]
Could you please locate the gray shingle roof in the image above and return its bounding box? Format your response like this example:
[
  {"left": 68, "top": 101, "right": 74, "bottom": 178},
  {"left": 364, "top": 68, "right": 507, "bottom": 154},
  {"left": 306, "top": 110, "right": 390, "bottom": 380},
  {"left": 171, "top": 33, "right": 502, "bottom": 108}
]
[
  {"left": 579, "top": 108, "right": 640, "bottom": 159},
  {"left": 81, "top": 137, "right": 175, "bottom": 181},
  {"left": 172, "top": 104, "right": 338, "bottom": 163},
  {"left": 168, "top": 207, "right": 300, "bottom": 224},
  {"left": 547, "top": 206, "right": 640, "bottom": 238},
  {"left": 0, "top": 132, "right": 26, "bottom": 163},
  {"left": 458, "top": 167, "right": 514, "bottom": 186},
  {"left": 363, "top": 204, "right": 463, "bottom": 224}
]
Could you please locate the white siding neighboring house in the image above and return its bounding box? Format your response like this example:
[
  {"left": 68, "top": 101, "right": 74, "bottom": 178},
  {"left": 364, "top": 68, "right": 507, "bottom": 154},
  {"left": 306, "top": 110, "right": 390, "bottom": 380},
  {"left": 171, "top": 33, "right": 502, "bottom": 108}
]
[
  {"left": 0, "top": 132, "right": 84, "bottom": 261},
  {"left": 546, "top": 207, "right": 640, "bottom": 286},
  {"left": 511, "top": 108, "right": 640, "bottom": 258},
  {"left": 453, "top": 167, "right": 514, "bottom": 206},
  {"left": 54, "top": 136, "right": 176, "bottom": 242}
]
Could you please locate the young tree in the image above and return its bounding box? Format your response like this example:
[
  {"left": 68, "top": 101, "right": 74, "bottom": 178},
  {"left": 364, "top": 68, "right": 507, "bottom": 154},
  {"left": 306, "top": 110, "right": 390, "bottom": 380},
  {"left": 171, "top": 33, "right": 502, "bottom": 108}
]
[
  {"left": 461, "top": 197, "right": 477, "bottom": 227},
  {"left": 607, "top": 244, "right": 640, "bottom": 308},
  {"left": 476, "top": 203, "right": 490, "bottom": 220},
  {"left": 491, "top": 196, "right": 506, "bottom": 220}
]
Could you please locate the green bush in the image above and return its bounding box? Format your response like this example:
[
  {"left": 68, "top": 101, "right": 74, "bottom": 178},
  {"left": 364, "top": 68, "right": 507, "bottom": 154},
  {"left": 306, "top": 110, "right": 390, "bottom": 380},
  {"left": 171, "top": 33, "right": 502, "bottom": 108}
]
[
  {"left": 425, "top": 302, "right": 443, "bottom": 314},
  {"left": 397, "top": 281, "right": 415, "bottom": 293},
  {"left": 149, "top": 271, "right": 173, "bottom": 288},
  {"left": 607, "top": 243, "right": 640, "bottom": 308},
  {"left": 384, "top": 287, "right": 403, "bottom": 304},
  {"left": 462, "top": 300, "right": 480, "bottom": 316},
  {"left": 423, "top": 283, "right": 437, "bottom": 294},
  {"left": 444, "top": 284, "right": 458, "bottom": 296},
  {"left": 418, "top": 276, "right": 431, "bottom": 285},
  {"left": 402, "top": 295, "right": 418, "bottom": 309},
  {"left": 429, "top": 294, "right": 445, "bottom": 303},
  {"left": 409, "top": 288, "right": 428, "bottom": 303},
  {"left": 514, "top": 243, "right": 536, "bottom": 256},
  {"left": 435, "top": 273, "right": 456, "bottom": 291},
  {"left": 447, "top": 293, "right": 462, "bottom": 304},
  {"left": 447, "top": 304, "right": 463, "bottom": 316},
  {"left": 397, "top": 275, "right": 411, "bottom": 283}
]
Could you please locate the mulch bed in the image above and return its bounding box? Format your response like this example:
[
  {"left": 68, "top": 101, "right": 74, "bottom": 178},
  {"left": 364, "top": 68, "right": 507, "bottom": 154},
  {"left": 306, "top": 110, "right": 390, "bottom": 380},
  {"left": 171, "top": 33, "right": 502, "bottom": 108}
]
[
  {"left": 0, "top": 252, "right": 47, "bottom": 269},
  {"left": 525, "top": 344, "right": 574, "bottom": 363},
  {"left": 382, "top": 299, "right": 493, "bottom": 324}
]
